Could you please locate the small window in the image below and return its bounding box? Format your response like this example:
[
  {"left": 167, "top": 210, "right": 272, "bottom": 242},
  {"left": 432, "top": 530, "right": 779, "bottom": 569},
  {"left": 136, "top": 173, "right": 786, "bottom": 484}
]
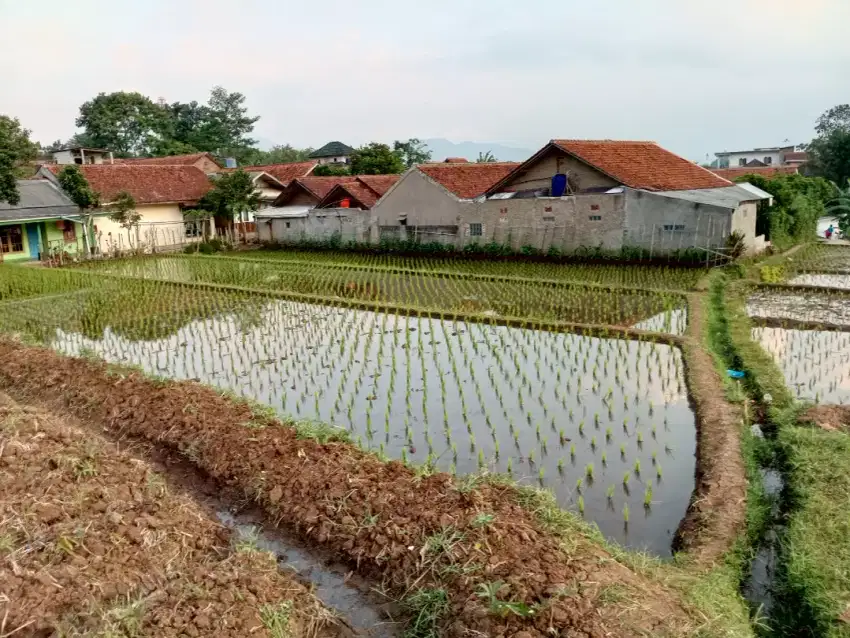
[
  {"left": 469, "top": 223, "right": 483, "bottom": 236},
  {"left": 738, "top": 158, "right": 747, "bottom": 167},
  {"left": 590, "top": 204, "right": 600, "bottom": 211},
  {"left": 763, "top": 156, "right": 772, "bottom": 165},
  {"left": 0, "top": 224, "right": 24, "bottom": 253},
  {"left": 589, "top": 215, "right": 602, "bottom": 221},
  {"left": 663, "top": 224, "right": 686, "bottom": 231}
]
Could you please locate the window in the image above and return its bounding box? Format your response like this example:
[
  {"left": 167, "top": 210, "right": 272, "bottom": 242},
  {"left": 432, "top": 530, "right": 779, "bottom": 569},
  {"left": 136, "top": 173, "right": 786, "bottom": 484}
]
[
  {"left": 590, "top": 204, "right": 600, "bottom": 211},
  {"left": 589, "top": 215, "right": 602, "bottom": 221},
  {"left": 738, "top": 158, "right": 747, "bottom": 167},
  {"left": 62, "top": 222, "right": 76, "bottom": 243},
  {"left": 764, "top": 156, "right": 773, "bottom": 165},
  {"left": 469, "top": 223, "right": 483, "bottom": 236},
  {"left": 184, "top": 216, "right": 202, "bottom": 237},
  {"left": 0, "top": 225, "right": 24, "bottom": 253},
  {"left": 285, "top": 222, "right": 291, "bottom": 229},
  {"left": 663, "top": 224, "right": 686, "bottom": 231}
]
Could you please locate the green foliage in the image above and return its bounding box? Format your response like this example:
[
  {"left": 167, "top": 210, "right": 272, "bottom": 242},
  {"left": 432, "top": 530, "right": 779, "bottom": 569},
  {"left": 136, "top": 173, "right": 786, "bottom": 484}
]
[
  {"left": 476, "top": 150, "right": 497, "bottom": 163},
  {"left": 108, "top": 191, "right": 140, "bottom": 230},
  {"left": 808, "top": 104, "right": 850, "bottom": 189},
  {"left": 202, "top": 170, "right": 260, "bottom": 224},
  {"left": 76, "top": 91, "right": 170, "bottom": 157},
  {"left": 758, "top": 265, "right": 785, "bottom": 283},
  {"left": 349, "top": 142, "right": 405, "bottom": 175},
  {"left": 739, "top": 173, "right": 835, "bottom": 248},
  {"left": 402, "top": 587, "right": 449, "bottom": 638},
  {"left": 57, "top": 165, "right": 99, "bottom": 210},
  {"left": 0, "top": 115, "right": 39, "bottom": 205},
  {"left": 826, "top": 181, "right": 850, "bottom": 235},
  {"left": 242, "top": 144, "right": 314, "bottom": 166},
  {"left": 312, "top": 163, "right": 351, "bottom": 177},
  {"left": 725, "top": 231, "right": 747, "bottom": 260},
  {"left": 394, "top": 139, "right": 432, "bottom": 168}
]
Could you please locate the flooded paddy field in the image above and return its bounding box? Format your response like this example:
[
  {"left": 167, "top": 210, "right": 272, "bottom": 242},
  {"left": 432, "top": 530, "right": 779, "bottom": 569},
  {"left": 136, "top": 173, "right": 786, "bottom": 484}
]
[{"left": 2, "top": 282, "right": 696, "bottom": 556}]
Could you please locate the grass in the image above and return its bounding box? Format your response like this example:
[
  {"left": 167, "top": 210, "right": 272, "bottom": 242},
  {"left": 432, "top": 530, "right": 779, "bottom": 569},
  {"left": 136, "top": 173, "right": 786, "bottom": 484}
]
[
  {"left": 773, "top": 425, "right": 850, "bottom": 637},
  {"left": 260, "top": 601, "right": 294, "bottom": 638},
  {"left": 401, "top": 587, "right": 450, "bottom": 638}
]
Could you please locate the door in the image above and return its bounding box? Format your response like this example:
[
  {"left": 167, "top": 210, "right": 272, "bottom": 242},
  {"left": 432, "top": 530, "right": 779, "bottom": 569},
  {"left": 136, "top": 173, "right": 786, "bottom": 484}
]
[{"left": 26, "top": 224, "right": 41, "bottom": 259}]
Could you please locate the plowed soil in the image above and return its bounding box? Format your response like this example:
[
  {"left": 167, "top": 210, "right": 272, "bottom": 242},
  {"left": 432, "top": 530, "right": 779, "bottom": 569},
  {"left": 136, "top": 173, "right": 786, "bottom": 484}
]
[
  {"left": 0, "top": 339, "right": 711, "bottom": 637},
  {"left": 800, "top": 404, "right": 850, "bottom": 432},
  {"left": 0, "top": 392, "right": 346, "bottom": 637}
]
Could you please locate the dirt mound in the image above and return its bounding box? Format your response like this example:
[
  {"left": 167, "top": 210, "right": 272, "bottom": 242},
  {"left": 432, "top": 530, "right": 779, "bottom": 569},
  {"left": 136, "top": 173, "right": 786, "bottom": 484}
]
[
  {"left": 800, "top": 404, "right": 850, "bottom": 432},
  {"left": 0, "top": 392, "right": 344, "bottom": 637},
  {"left": 0, "top": 339, "right": 703, "bottom": 637}
]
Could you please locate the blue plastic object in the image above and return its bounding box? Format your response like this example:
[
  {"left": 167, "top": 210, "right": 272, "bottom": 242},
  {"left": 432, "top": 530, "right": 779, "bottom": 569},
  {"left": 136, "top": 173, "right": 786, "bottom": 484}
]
[
  {"left": 551, "top": 173, "right": 567, "bottom": 197},
  {"left": 727, "top": 369, "right": 745, "bottom": 379}
]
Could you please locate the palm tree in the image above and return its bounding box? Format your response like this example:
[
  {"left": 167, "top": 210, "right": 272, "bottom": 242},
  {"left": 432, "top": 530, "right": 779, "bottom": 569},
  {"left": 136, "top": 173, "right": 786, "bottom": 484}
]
[
  {"left": 826, "top": 179, "right": 850, "bottom": 236},
  {"left": 476, "top": 151, "right": 497, "bottom": 163}
]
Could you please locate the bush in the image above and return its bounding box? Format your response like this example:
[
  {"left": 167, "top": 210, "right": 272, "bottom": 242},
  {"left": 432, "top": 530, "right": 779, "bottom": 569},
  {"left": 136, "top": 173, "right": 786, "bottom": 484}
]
[{"left": 725, "top": 231, "right": 747, "bottom": 259}]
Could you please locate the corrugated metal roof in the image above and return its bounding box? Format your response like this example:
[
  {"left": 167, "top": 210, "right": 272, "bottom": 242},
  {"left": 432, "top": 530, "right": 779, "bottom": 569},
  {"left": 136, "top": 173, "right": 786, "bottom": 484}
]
[
  {"left": 650, "top": 184, "right": 770, "bottom": 209},
  {"left": 0, "top": 180, "right": 79, "bottom": 221}
]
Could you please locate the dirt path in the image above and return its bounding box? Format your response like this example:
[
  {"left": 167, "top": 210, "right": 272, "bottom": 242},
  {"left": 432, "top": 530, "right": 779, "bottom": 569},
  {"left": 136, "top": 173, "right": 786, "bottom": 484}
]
[
  {"left": 0, "top": 392, "right": 349, "bottom": 638},
  {"left": 0, "top": 338, "right": 712, "bottom": 637},
  {"left": 675, "top": 293, "right": 747, "bottom": 565}
]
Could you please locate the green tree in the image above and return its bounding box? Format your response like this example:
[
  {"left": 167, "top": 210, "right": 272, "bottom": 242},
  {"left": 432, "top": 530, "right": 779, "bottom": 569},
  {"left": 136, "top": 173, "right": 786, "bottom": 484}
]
[
  {"left": 108, "top": 191, "right": 141, "bottom": 250},
  {"left": 809, "top": 129, "right": 850, "bottom": 187},
  {"left": 0, "top": 115, "right": 39, "bottom": 205},
  {"left": 312, "top": 164, "right": 351, "bottom": 177},
  {"left": 200, "top": 170, "right": 260, "bottom": 243},
  {"left": 826, "top": 180, "right": 850, "bottom": 235},
  {"left": 76, "top": 92, "right": 170, "bottom": 157},
  {"left": 815, "top": 104, "right": 850, "bottom": 136},
  {"left": 393, "top": 139, "right": 431, "bottom": 168},
  {"left": 198, "top": 86, "right": 259, "bottom": 155},
  {"left": 476, "top": 150, "right": 497, "bottom": 163},
  {"left": 349, "top": 143, "right": 405, "bottom": 175}
]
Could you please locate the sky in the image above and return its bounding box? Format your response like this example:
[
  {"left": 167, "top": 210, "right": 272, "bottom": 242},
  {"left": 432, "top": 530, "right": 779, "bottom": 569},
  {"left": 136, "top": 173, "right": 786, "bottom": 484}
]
[{"left": 1, "top": 0, "right": 847, "bottom": 161}]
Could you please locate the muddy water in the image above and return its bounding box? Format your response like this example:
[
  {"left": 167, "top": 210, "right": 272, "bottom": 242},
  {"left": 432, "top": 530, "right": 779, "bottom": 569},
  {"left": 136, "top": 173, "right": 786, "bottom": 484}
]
[
  {"left": 751, "top": 326, "right": 850, "bottom": 404},
  {"left": 747, "top": 289, "right": 850, "bottom": 326},
  {"left": 789, "top": 273, "right": 850, "bottom": 290},
  {"left": 217, "top": 511, "right": 398, "bottom": 637},
  {"left": 50, "top": 300, "right": 696, "bottom": 556}
]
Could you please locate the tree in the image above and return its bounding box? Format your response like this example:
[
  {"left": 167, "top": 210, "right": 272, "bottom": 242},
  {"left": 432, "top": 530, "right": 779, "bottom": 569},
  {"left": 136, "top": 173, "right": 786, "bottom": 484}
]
[
  {"left": 108, "top": 191, "right": 141, "bottom": 250},
  {"left": 0, "top": 115, "right": 39, "bottom": 205},
  {"left": 200, "top": 170, "right": 259, "bottom": 243},
  {"left": 76, "top": 92, "right": 170, "bottom": 157},
  {"left": 57, "top": 165, "right": 99, "bottom": 256},
  {"left": 476, "top": 150, "right": 497, "bottom": 163},
  {"left": 312, "top": 164, "right": 351, "bottom": 177},
  {"left": 244, "top": 144, "right": 314, "bottom": 166},
  {"left": 349, "top": 143, "right": 405, "bottom": 175},
  {"left": 826, "top": 180, "right": 850, "bottom": 235},
  {"left": 199, "top": 86, "right": 259, "bottom": 154},
  {"left": 393, "top": 139, "right": 431, "bottom": 168},
  {"left": 815, "top": 104, "right": 850, "bottom": 136},
  {"left": 809, "top": 129, "right": 850, "bottom": 188}
]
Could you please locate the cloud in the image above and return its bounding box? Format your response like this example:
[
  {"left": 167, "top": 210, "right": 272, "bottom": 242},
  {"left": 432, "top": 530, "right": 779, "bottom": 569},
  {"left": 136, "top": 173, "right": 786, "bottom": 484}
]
[{"left": 1, "top": 0, "right": 847, "bottom": 158}]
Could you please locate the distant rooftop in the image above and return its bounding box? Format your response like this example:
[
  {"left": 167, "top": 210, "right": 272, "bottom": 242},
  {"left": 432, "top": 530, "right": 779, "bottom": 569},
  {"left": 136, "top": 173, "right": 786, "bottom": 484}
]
[{"left": 309, "top": 141, "right": 355, "bottom": 159}]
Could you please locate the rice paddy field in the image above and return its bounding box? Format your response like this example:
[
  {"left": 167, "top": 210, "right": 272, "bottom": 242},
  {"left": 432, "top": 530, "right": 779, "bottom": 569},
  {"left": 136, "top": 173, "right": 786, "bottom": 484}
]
[{"left": 0, "top": 254, "right": 699, "bottom": 557}]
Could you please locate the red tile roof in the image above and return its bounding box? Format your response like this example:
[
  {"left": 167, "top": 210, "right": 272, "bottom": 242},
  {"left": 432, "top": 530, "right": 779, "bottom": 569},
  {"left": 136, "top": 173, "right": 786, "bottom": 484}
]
[
  {"left": 321, "top": 182, "right": 381, "bottom": 208},
  {"left": 356, "top": 174, "right": 400, "bottom": 197},
  {"left": 116, "top": 152, "right": 222, "bottom": 168},
  {"left": 45, "top": 164, "right": 211, "bottom": 205},
  {"left": 711, "top": 166, "right": 799, "bottom": 180},
  {"left": 236, "top": 161, "right": 317, "bottom": 184},
  {"left": 551, "top": 140, "right": 732, "bottom": 191},
  {"left": 418, "top": 163, "right": 519, "bottom": 199},
  {"left": 294, "top": 176, "right": 359, "bottom": 199},
  {"left": 782, "top": 151, "right": 807, "bottom": 162}
]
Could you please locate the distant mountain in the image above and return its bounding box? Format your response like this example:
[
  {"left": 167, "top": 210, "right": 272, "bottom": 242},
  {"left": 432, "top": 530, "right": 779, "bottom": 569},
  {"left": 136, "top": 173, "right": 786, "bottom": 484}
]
[{"left": 421, "top": 138, "right": 534, "bottom": 163}]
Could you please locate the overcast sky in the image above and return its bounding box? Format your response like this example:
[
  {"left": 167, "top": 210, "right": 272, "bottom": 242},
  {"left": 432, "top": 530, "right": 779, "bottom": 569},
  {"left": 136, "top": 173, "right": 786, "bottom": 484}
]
[{"left": 1, "top": 0, "right": 847, "bottom": 161}]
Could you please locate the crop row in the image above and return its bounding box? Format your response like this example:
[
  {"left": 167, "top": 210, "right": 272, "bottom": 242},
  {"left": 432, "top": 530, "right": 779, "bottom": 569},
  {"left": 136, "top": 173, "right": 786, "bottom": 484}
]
[{"left": 78, "top": 256, "right": 688, "bottom": 333}]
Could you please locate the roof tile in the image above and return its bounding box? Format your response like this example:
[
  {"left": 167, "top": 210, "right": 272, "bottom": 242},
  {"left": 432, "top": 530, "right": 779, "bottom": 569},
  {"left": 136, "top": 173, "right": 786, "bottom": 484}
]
[
  {"left": 45, "top": 164, "right": 211, "bottom": 205},
  {"left": 418, "top": 163, "right": 519, "bottom": 199},
  {"left": 552, "top": 140, "right": 731, "bottom": 191},
  {"left": 116, "top": 152, "right": 221, "bottom": 168},
  {"left": 711, "top": 166, "right": 799, "bottom": 180},
  {"left": 233, "top": 161, "right": 317, "bottom": 184}
]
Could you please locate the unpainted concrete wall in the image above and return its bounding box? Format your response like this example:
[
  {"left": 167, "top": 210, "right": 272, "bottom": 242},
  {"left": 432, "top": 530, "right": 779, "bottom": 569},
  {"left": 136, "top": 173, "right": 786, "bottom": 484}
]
[
  {"left": 498, "top": 147, "right": 618, "bottom": 193},
  {"left": 371, "top": 169, "right": 462, "bottom": 227},
  {"left": 260, "top": 209, "right": 372, "bottom": 244}
]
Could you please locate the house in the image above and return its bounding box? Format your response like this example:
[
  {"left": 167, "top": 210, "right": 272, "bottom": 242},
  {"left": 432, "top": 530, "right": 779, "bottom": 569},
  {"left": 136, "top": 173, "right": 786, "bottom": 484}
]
[
  {"left": 0, "top": 179, "right": 83, "bottom": 261},
  {"left": 233, "top": 161, "right": 317, "bottom": 185},
  {"left": 317, "top": 175, "right": 401, "bottom": 209},
  {"left": 711, "top": 165, "right": 800, "bottom": 181},
  {"left": 370, "top": 162, "right": 519, "bottom": 243},
  {"left": 476, "top": 139, "right": 767, "bottom": 254},
  {"left": 714, "top": 146, "right": 806, "bottom": 169},
  {"left": 118, "top": 152, "right": 223, "bottom": 174},
  {"left": 270, "top": 176, "right": 362, "bottom": 213},
  {"left": 309, "top": 142, "right": 355, "bottom": 166},
  {"left": 39, "top": 164, "right": 213, "bottom": 253},
  {"left": 52, "top": 146, "right": 114, "bottom": 165}
]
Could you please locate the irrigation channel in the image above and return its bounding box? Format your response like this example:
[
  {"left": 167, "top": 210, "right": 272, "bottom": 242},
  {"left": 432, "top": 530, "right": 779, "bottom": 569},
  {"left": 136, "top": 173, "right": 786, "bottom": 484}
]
[{"left": 17, "top": 290, "right": 694, "bottom": 557}]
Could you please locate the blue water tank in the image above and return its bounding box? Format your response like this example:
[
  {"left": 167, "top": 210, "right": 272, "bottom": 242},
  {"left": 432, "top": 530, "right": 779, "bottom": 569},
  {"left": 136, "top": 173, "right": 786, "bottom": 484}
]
[{"left": 551, "top": 173, "right": 567, "bottom": 197}]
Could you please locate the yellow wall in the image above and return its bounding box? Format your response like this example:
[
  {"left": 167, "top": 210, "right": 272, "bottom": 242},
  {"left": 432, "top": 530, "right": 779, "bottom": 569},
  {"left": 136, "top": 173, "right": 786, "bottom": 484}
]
[{"left": 93, "top": 203, "right": 199, "bottom": 254}]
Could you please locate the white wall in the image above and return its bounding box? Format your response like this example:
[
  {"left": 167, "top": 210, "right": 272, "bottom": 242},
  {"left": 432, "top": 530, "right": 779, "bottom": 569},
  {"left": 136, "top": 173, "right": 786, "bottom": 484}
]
[
  {"left": 722, "top": 151, "right": 784, "bottom": 168},
  {"left": 317, "top": 156, "right": 349, "bottom": 165},
  {"left": 93, "top": 203, "right": 204, "bottom": 254}
]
